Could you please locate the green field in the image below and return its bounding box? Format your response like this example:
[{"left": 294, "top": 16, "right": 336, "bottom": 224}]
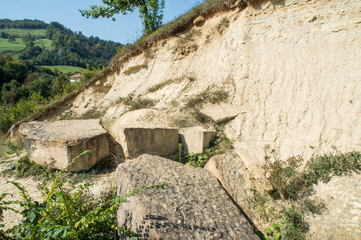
[
  {"left": 0, "top": 28, "right": 46, "bottom": 37},
  {"left": 34, "top": 38, "right": 52, "bottom": 48},
  {"left": 0, "top": 37, "right": 53, "bottom": 54},
  {"left": 0, "top": 38, "right": 25, "bottom": 52},
  {"left": 41, "top": 65, "right": 85, "bottom": 74}
]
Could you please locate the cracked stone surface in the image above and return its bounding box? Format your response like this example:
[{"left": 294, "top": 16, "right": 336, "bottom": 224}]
[{"left": 116, "top": 154, "right": 260, "bottom": 239}]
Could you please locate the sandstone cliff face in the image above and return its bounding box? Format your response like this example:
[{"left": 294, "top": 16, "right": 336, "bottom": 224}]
[{"left": 44, "top": 0, "right": 361, "bottom": 166}]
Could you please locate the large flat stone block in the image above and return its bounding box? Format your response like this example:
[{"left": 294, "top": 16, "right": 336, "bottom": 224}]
[
  {"left": 113, "top": 127, "right": 178, "bottom": 158},
  {"left": 179, "top": 127, "right": 216, "bottom": 154},
  {"left": 116, "top": 154, "right": 260, "bottom": 240},
  {"left": 22, "top": 120, "right": 109, "bottom": 171}
]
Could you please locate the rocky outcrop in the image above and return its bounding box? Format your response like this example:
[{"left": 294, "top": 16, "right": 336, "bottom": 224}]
[
  {"left": 22, "top": 120, "right": 109, "bottom": 171},
  {"left": 45, "top": 0, "right": 360, "bottom": 168},
  {"left": 116, "top": 154, "right": 260, "bottom": 240}
]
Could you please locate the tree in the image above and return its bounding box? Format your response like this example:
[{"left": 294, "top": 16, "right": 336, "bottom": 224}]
[
  {"left": 8, "top": 35, "right": 16, "bottom": 43},
  {"left": 80, "top": 0, "right": 165, "bottom": 35}
]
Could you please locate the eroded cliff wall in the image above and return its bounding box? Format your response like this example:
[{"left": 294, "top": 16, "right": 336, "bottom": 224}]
[{"left": 47, "top": 0, "right": 361, "bottom": 166}]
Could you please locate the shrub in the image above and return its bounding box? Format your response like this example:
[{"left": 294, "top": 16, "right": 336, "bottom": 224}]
[
  {"left": 259, "top": 148, "right": 361, "bottom": 239},
  {"left": 0, "top": 150, "right": 167, "bottom": 239},
  {"left": 0, "top": 92, "right": 46, "bottom": 133}
]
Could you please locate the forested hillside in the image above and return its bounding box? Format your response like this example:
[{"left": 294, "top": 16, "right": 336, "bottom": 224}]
[
  {"left": 0, "top": 19, "right": 123, "bottom": 67},
  {"left": 0, "top": 19, "right": 117, "bottom": 133}
]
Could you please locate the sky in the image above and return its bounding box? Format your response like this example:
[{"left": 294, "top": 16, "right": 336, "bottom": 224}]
[{"left": 0, "top": 0, "right": 204, "bottom": 44}]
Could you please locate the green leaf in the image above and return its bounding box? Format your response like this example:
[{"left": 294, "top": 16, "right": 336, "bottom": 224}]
[
  {"left": 264, "top": 228, "right": 272, "bottom": 234},
  {"left": 274, "top": 232, "right": 281, "bottom": 239}
]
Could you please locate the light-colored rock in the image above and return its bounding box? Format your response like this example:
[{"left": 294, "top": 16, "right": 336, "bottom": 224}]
[
  {"left": 116, "top": 154, "right": 260, "bottom": 240},
  {"left": 19, "top": 121, "right": 46, "bottom": 140},
  {"left": 107, "top": 109, "right": 179, "bottom": 158},
  {"left": 193, "top": 16, "right": 205, "bottom": 26},
  {"left": 113, "top": 127, "right": 178, "bottom": 158},
  {"left": 179, "top": 127, "right": 216, "bottom": 154},
  {"left": 233, "top": 144, "right": 274, "bottom": 193},
  {"left": 201, "top": 103, "right": 242, "bottom": 124},
  {"left": 205, "top": 151, "right": 266, "bottom": 215},
  {"left": 108, "top": 109, "right": 172, "bottom": 128},
  {"left": 23, "top": 120, "right": 109, "bottom": 171},
  {"left": 306, "top": 174, "right": 361, "bottom": 239}
]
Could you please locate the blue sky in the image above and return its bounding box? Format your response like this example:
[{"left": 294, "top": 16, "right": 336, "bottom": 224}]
[{"left": 0, "top": 0, "right": 204, "bottom": 44}]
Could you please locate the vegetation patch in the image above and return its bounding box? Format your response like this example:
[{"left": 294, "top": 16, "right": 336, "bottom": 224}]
[
  {"left": 40, "top": 65, "right": 85, "bottom": 74},
  {"left": 175, "top": 29, "right": 202, "bottom": 55},
  {"left": 119, "top": 93, "right": 156, "bottom": 111},
  {"left": 0, "top": 150, "right": 167, "bottom": 239},
  {"left": 249, "top": 147, "right": 361, "bottom": 240},
  {"left": 147, "top": 79, "right": 175, "bottom": 93},
  {"left": 111, "top": 0, "right": 237, "bottom": 63},
  {"left": 216, "top": 17, "right": 230, "bottom": 34},
  {"left": 178, "top": 124, "right": 233, "bottom": 167},
  {"left": 185, "top": 87, "right": 229, "bottom": 109},
  {"left": 147, "top": 74, "right": 196, "bottom": 93}
]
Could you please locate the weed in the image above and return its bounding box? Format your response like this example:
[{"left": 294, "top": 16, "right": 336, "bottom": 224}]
[
  {"left": 0, "top": 137, "right": 25, "bottom": 159},
  {"left": 0, "top": 150, "right": 167, "bottom": 239},
  {"left": 119, "top": 93, "right": 156, "bottom": 111},
  {"left": 255, "top": 148, "right": 361, "bottom": 239},
  {"left": 216, "top": 17, "right": 230, "bottom": 34},
  {"left": 147, "top": 79, "right": 175, "bottom": 93},
  {"left": 178, "top": 123, "right": 233, "bottom": 167},
  {"left": 10, "top": 155, "right": 46, "bottom": 179},
  {"left": 195, "top": 111, "right": 212, "bottom": 124},
  {"left": 175, "top": 29, "right": 201, "bottom": 55},
  {"left": 185, "top": 88, "right": 229, "bottom": 109},
  {"left": 144, "top": 48, "right": 156, "bottom": 59},
  {"left": 186, "top": 153, "right": 208, "bottom": 168},
  {"left": 147, "top": 74, "right": 196, "bottom": 93},
  {"left": 264, "top": 149, "right": 361, "bottom": 200},
  {"left": 188, "top": 75, "right": 196, "bottom": 82},
  {"left": 170, "top": 99, "right": 178, "bottom": 107}
]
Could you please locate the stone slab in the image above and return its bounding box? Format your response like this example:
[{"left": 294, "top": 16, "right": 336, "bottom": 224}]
[
  {"left": 179, "top": 127, "right": 216, "bottom": 154},
  {"left": 205, "top": 151, "right": 257, "bottom": 215},
  {"left": 21, "top": 120, "right": 109, "bottom": 171},
  {"left": 116, "top": 154, "right": 260, "bottom": 240},
  {"left": 113, "top": 127, "right": 178, "bottom": 158}
]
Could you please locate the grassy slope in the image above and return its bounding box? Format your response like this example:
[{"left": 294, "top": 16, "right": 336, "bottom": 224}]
[
  {"left": 41, "top": 65, "right": 84, "bottom": 74},
  {"left": 0, "top": 38, "right": 52, "bottom": 54},
  {"left": 0, "top": 28, "right": 46, "bottom": 37},
  {"left": 0, "top": 38, "right": 26, "bottom": 52}
]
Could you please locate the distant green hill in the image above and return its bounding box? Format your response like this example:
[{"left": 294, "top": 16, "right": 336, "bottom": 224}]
[{"left": 0, "top": 19, "right": 123, "bottom": 68}]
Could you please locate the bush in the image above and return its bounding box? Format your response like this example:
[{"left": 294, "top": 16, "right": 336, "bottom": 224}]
[
  {"left": 260, "top": 148, "right": 361, "bottom": 239},
  {"left": 0, "top": 150, "right": 167, "bottom": 239},
  {"left": 0, "top": 92, "right": 46, "bottom": 133}
]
